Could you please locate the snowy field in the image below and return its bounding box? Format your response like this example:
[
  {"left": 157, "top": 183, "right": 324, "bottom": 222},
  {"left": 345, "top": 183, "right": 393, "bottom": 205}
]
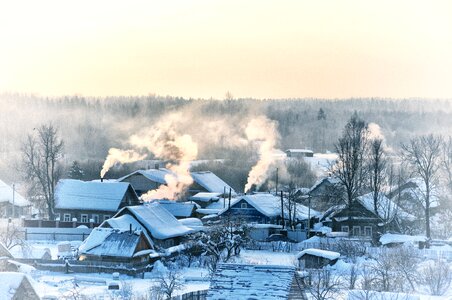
[{"left": 5, "top": 240, "right": 452, "bottom": 299}]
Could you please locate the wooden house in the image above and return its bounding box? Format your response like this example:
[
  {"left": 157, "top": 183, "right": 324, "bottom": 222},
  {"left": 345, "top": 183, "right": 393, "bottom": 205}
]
[
  {"left": 207, "top": 264, "right": 306, "bottom": 300},
  {"left": 78, "top": 227, "right": 153, "bottom": 263},
  {"left": 54, "top": 179, "right": 140, "bottom": 224},
  {"left": 118, "top": 168, "right": 235, "bottom": 201},
  {"left": 297, "top": 248, "right": 340, "bottom": 269},
  {"left": 219, "top": 193, "right": 318, "bottom": 226},
  {"left": 0, "top": 272, "right": 40, "bottom": 300},
  {"left": 320, "top": 193, "right": 414, "bottom": 239},
  {"left": 306, "top": 176, "right": 344, "bottom": 212},
  {"left": 0, "top": 180, "right": 32, "bottom": 218},
  {"left": 103, "top": 203, "right": 197, "bottom": 249}
]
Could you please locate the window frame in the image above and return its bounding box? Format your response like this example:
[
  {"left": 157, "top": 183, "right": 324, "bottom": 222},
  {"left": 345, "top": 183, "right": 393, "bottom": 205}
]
[
  {"left": 352, "top": 226, "right": 361, "bottom": 236},
  {"left": 81, "top": 214, "right": 88, "bottom": 223},
  {"left": 63, "top": 213, "right": 71, "bottom": 222}
]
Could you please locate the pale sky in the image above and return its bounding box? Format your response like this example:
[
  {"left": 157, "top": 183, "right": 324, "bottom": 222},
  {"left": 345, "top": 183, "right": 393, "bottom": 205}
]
[{"left": 0, "top": 0, "right": 451, "bottom": 99}]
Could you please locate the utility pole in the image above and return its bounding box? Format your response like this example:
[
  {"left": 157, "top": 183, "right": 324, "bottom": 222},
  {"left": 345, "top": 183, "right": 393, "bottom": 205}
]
[
  {"left": 280, "top": 191, "right": 285, "bottom": 229},
  {"left": 307, "top": 195, "right": 311, "bottom": 238},
  {"left": 12, "top": 183, "right": 15, "bottom": 218},
  {"left": 275, "top": 168, "right": 279, "bottom": 195}
]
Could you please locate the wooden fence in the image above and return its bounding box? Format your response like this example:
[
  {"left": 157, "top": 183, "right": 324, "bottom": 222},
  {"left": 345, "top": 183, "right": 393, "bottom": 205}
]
[
  {"left": 172, "top": 290, "right": 208, "bottom": 300},
  {"left": 14, "top": 258, "right": 152, "bottom": 276}
]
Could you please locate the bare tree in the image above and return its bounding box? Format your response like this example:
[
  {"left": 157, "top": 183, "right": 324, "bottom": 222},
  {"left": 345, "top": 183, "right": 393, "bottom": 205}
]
[
  {"left": 0, "top": 221, "right": 26, "bottom": 250},
  {"left": 21, "top": 124, "right": 64, "bottom": 219},
  {"left": 333, "top": 113, "right": 369, "bottom": 227},
  {"left": 442, "top": 136, "right": 452, "bottom": 202},
  {"left": 368, "top": 138, "right": 387, "bottom": 214},
  {"left": 150, "top": 269, "right": 184, "bottom": 300},
  {"left": 307, "top": 269, "right": 344, "bottom": 300},
  {"left": 401, "top": 134, "right": 442, "bottom": 238}
]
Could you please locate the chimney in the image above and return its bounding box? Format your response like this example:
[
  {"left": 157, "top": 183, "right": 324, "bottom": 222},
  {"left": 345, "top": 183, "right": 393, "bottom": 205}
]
[{"left": 101, "top": 177, "right": 104, "bottom": 183}]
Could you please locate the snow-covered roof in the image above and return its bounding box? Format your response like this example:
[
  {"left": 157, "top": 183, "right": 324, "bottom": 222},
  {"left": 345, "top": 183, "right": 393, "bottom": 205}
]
[
  {"left": 117, "top": 203, "right": 196, "bottom": 240},
  {"left": 398, "top": 178, "right": 440, "bottom": 208},
  {"left": 308, "top": 176, "right": 341, "bottom": 194},
  {"left": 357, "top": 193, "right": 415, "bottom": 221},
  {"left": 297, "top": 248, "right": 340, "bottom": 260},
  {"left": 78, "top": 227, "right": 149, "bottom": 258},
  {"left": 379, "top": 233, "right": 427, "bottom": 245},
  {"left": 54, "top": 179, "right": 135, "bottom": 211},
  {"left": 0, "top": 179, "right": 30, "bottom": 207},
  {"left": 0, "top": 272, "right": 38, "bottom": 300},
  {"left": 207, "top": 264, "right": 297, "bottom": 300},
  {"left": 225, "top": 193, "right": 319, "bottom": 220},
  {"left": 179, "top": 218, "right": 204, "bottom": 231},
  {"left": 286, "top": 149, "right": 314, "bottom": 153},
  {"left": 157, "top": 200, "right": 196, "bottom": 218},
  {"left": 118, "top": 168, "right": 173, "bottom": 184},
  {"left": 189, "top": 192, "right": 221, "bottom": 202},
  {"left": 191, "top": 171, "right": 236, "bottom": 195},
  {"left": 0, "top": 241, "right": 12, "bottom": 258}
]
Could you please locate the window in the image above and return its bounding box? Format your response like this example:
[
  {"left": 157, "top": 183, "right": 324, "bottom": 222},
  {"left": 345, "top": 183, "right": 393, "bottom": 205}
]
[
  {"left": 103, "top": 215, "right": 111, "bottom": 221},
  {"left": 241, "top": 202, "right": 248, "bottom": 209},
  {"left": 63, "top": 214, "right": 71, "bottom": 222},
  {"left": 81, "top": 214, "right": 88, "bottom": 223},
  {"left": 54, "top": 213, "right": 60, "bottom": 221},
  {"left": 364, "top": 226, "right": 372, "bottom": 237},
  {"left": 341, "top": 226, "right": 349, "bottom": 233},
  {"left": 353, "top": 226, "right": 361, "bottom": 236},
  {"left": 92, "top": 214, "right": 99, "bottom": 224}
]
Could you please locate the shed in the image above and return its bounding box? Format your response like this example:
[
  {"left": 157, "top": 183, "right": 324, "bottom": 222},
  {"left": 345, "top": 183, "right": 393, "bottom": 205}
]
[
  {"left": 0, "top": 272, "right": 40, "bottom": 300},
  {"left": 0, "top": 179, "right": 31, "bottom": 218},
  {"left": 297, "top": 248, "right": 340, "bottom": 269},
  {"left": 78, "top": 227, "right": 153, "bottom": 263},
  {"left": 207, "top": 264, "right": 306, "bottom": 300}
]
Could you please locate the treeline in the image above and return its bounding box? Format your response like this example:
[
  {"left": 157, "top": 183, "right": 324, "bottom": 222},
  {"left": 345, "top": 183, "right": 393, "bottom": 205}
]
[{"left": 1, "top": 93, "right": 451, "bottom": 184}]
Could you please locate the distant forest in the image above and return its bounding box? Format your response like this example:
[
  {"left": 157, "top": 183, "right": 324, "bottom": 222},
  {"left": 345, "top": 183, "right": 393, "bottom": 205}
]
[{"left": 1, "top": 93, "right": 451, "bottom": 190}]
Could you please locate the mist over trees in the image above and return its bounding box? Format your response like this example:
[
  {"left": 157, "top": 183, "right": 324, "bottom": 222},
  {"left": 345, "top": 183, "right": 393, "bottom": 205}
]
[{"left": 1, "top": 94, "right": 451, "bottom": 190}]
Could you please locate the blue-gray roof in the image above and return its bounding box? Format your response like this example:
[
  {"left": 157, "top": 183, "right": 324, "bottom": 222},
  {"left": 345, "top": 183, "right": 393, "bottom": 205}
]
[
  {"left": 207, "top": 264, "right": 296, "bottom": 300},
  {"left": 55, "top": 179, "right": 134, "bottom": 211}
]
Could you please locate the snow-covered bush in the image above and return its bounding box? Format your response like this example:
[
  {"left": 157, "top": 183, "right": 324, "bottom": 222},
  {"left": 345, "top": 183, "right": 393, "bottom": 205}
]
[{"left": 417, "top": 258, "right": 452, "bottom": 296}]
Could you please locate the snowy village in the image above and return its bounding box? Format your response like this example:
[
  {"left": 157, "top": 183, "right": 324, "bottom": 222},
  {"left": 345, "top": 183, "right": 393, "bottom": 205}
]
[{"left": 1, "top": 1, "right": 452, "bottom": 300}]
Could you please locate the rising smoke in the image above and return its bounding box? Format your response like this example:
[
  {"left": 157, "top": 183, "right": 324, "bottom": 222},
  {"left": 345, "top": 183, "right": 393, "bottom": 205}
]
[
  {"left": 244, "top": 116, "right": 279, "bottom": 192},
  {"left": 100, "top": 148, "right": 146, "bottom": 178},
  {"left": 100, "top": 109, "right": 280, "bottom": 198}
]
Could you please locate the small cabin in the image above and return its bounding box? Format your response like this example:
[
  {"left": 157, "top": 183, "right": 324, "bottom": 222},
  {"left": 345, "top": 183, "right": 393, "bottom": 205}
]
[
  {"left": 286, "top": 149, "right": 314, "bottom": 158},
  {"left": 297, "top": 248, "right": 340, "bottom": 269}
]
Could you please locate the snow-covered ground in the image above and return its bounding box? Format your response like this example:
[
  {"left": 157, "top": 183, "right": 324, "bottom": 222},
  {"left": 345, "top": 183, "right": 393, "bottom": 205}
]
[{"left": 5, "top": 240, "right": 452, "bottom": 299}]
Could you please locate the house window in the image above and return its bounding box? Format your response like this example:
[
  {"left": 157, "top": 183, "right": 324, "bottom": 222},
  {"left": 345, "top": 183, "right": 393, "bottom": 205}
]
[
  {"left": 54, "top": 213, "right": 60, "bottom": 221},
  {"left": 341, "top": 226, "right": 349, "bottom": 233},
  {"left": 364, "top": 226, "right": 372, "bottom": 237},
  {"left": 92, "top": 214, "right": 99, "bottom": 223},
  {"left": 241, "top": 202, "right": 248, "bottom": 209},
  {"left": 81, "top": 214, "right": 88, "bottom": 223},
  {"left": 103, "top": 215, "right": 111, "bottom": 221},
  {"left": 353, "top": 226, "right": 361, "bottom": 236},
  {"left": 63, "top": 214, "right": 71, "bottom": 222}
]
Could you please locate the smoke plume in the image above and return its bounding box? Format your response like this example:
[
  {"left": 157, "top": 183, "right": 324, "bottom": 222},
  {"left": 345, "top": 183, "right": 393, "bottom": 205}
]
[
  {"left": 129, "top": 113, "right": 198, "bottom": 200},
  {"left": 244, "top": 116, "right": 279, "bottom": 192},
  {"left": 100, "top": 148, "right": 146, "bottom": 178},
  {"left": 368, "top": 122, "right": 384, "bottom": 141}
]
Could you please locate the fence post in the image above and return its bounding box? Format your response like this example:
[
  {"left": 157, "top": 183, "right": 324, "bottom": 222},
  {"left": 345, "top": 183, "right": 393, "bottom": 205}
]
[{"left": 25, "top": 228, "right": 27, "bottom": 240}]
